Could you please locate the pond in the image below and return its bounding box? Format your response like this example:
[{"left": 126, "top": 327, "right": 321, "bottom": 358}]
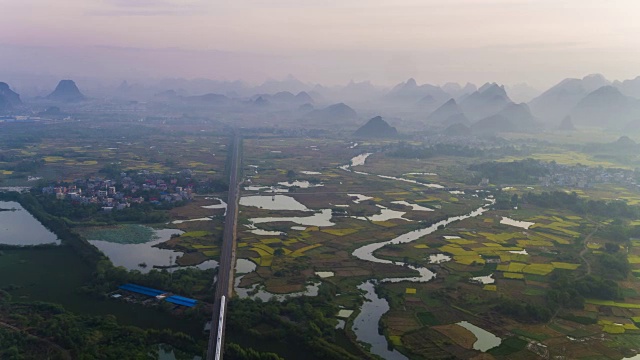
[
  {"left": 500, "top": 216, "right": 535, "bottom": 229},
  {"left": 243, "top": 185, "right": 289, "bottom": 193},
  {"left": 89, "top": 228, "right": 217, "bottom": 273},
  {"left": 235, "top": 258, "right": 257, "bottom": 274},
  {"left": 201, "top": 197, "right": 227, "bottom": 215},
  {"left": 391, "top": 200, "right": 434, "bottom": 212},
  {"left": 0, "top": 201, "right": 60, "bottom": 246},
  {"left": 234, "top": 275, "right": 320, "bottom": 302},
  {"left": 456, "top": 321, "right": 501, "bottom": 352},
  {"left": 353, "top": 205, "right": 409, "bottom": 222},
  {"left": 349, "top": 153, "right": 372, "bottom": 167},
  {"left": 249, "top": 209, "right": 335, "bottom": 227},
  {"left": 428, "top": 254, "right": 452, "bottom": 264},
  {"left": 470, "top": 274, "right": 495, "bottom": 284},
  {"left": 277, "top": 180, "right": 324, "bottom": 188},
  {"left": 347, "top": 193, "right": 373, "bottom": 204},
  {"left": 352, "top": 281, "right": 409, "bottom": 360},
  {"left": 315, "top": 271, "right": 334, "bottom": 278},
  {"left": 240, "top": 195, "right": 311, "bottom": 211}
]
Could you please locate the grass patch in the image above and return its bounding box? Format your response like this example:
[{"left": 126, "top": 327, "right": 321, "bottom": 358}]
[
  {"left": 558, "top": 314, "right": 597, "bottom": 325},
  {"left": 585, "top": 300, "right": 640, "bottom": 309},
  {"left": 321, "top": 228, "right": 359, "bottom": 236},
  {"left": 78, "top": 224, "right": 157, "bottom": 244},
  {"left": 511, "top": 329, "right": 550, "bottom": 342},
  {"left": 181, "top": 231, "right": 212, "bottom": 237},
  {"left": 488, "top": 337, "right": 528, "bottom": 356},
  {"left": 416, "top": 312, "right": 440, "bottom": 326}
]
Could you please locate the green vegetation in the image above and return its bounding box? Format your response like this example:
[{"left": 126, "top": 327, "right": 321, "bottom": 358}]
[
  {"left": 0, "top": 300, "right": 200, "bottom": 360},
  {"left": 470, "top": 158, "right": 549, "bottom": 184},
  {"left": 76, "top": 224, "right": 158, "bottom": 244}
]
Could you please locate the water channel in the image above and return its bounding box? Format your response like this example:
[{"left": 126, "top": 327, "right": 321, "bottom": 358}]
[
  {"left": 342, "top": 154, "right": 499, "bottom": 358},
  {"left": 0, "top": 201, "right": 60, "bottom": 246}
]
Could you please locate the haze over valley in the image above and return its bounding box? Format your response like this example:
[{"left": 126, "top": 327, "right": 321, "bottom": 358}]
[{"left": 4, "top": 1, "right": 640, "bottom": 360}]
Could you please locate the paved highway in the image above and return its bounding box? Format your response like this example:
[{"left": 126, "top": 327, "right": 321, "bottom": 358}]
[{"left": 207, "top": 134, "right": 241, "bottom": 360}]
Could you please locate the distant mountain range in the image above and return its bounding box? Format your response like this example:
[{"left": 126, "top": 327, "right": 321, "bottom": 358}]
[{"left": 4, "top": 72, "right": 640, "bottom": 134}]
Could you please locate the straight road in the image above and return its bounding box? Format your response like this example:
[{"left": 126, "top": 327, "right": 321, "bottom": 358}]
[{"left": 207, "top": 134, "right": 241, "bottom": 360}]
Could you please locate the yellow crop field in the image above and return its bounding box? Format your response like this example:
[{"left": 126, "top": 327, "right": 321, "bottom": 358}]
[
  {"left": 532, "top": 223, "right": 580, "bottom": 237},
  {"left": 192, "top": 244, "right": 215, "bottom": 249},
  {"left": 440, "top": 244, "right": 476, "bottom": 256},
  {"left": 498, "top": 262, "right": 527, "bottom": 273},
  {"left": 389, "top": 335, "right": 402, "bottom": 346},
  {"left": 586, "top": 300, "right": 640, "bottom": 309},
  {"left": 44, "top": 156, "right": 66, "bottom": 162},
  {"left": 454, "top": 255, "right": 485, "bottom": 265},
  {"left": 479, "top": 232, "right": 521, "bottom": 243},
  {"left": 202, "top": 250, "right": 219, "bottom": 257},
  {"left": 628, "top": 255, "right": 640, "bottom": 264},
  {"left": 602, "top": 324, "right": 626, "bottom": 334},
  {"left": 413, "top": 244, "right": 429, "bottom": 249},
  {"left": 252, "top": 244, "right": 275, "bottom": 255},
  {"left": 475, "top": 246, "right": 522, "bottom": 255},
  {"left": 517, "top": 239, "right": 553, "bottom": 247},
  {"left": 291, "top": 243, "right": 322, "bottom": 257},
  {"left": 535, "top": 233, "right": 571, "bottom": 245},
  {"left": 250, "top": 255, "right": 273, "bottom": 267},
  {"left": 483, "top": 285, "right": 497, "bottom": 291},
  {"left": 406, "top": 288, "right": 416, "bottom": 294},
  {"left": 181, "top": 231, "right": 212, "bottom": 237},
  {"left": 322, "top": 228, "right": 360, "bottom": 236},
  {"left": 282, "top": 239, "right": 299, "bottom": 246},
  {"left": 522, "top": 264, "right": 555, "bottom": 275},
  {"left": 551, "top": 262, "right": 580, "bottom": 270}
]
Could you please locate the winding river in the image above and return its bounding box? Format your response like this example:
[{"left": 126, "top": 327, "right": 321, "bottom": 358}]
[{"left": 344, "top": 154, "right": 496, "bottom": 358}]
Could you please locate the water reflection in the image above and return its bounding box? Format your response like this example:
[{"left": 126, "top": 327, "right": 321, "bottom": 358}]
[
  {"left": 89, "top": 228, "right": 217, "bottom": 273},
  {"left": 0, "top": 201, "right": 60, "bottom": 246},
  {"left": 352, "top": 281, "right": 409, "bottom": 360}
]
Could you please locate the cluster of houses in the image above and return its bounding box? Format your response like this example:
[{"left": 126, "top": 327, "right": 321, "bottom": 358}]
[
  {"left": 539, "top": 163, "right": 639, "bottom": 189},
  {"left": 41, "top": 172, "right": 194, "bottom": 211}
]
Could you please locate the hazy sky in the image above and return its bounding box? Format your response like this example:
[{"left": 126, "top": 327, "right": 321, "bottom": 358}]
[{"left": 2, "top": 0, "right": 640, "bottom": 87}]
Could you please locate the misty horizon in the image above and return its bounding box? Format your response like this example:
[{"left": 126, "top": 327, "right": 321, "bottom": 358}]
[{"left": 3, "top": 0, "right": 640, "bottom": 89}]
